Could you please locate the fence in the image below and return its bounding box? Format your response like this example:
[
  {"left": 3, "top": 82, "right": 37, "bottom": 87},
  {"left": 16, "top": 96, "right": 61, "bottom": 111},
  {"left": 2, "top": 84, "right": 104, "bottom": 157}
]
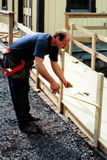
[
  {"left": 65, "top": 13, "right": 107, "bottom": 71},
  {"left": 0, "top": 10, "right": 14, "bottom": 46}
]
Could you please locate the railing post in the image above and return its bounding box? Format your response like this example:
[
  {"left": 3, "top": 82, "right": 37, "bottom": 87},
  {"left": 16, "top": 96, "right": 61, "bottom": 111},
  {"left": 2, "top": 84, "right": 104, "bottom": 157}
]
[
  {"left": 65, "top": 13, "right": 69, "bottom": 30},
  {"left": 58, "top": 49, "right": 65, "bottom": 113},
  {"left": 65, "top": 13, "right": 69, "bottom": 52},
  {"left": 9, "top": 12, "right": 14, "bottom": 46},
  {"left": 91, "top": 33, "right": 96, "bottom": 70},
  {"left": 69, "top": 23, "right": 74, "bottom": 56},
  {"left": 93, "top": 72, "right": 104, "bottom": 147},
  {"left": 36, "top": 71, "right": 39, "bottom": 89}
]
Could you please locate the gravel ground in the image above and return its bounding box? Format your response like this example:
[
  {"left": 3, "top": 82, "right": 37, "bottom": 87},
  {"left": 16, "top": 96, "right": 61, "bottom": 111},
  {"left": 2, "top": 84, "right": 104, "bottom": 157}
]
[{"left": 0, "top": 64, "right": 107, "bottom": 160}]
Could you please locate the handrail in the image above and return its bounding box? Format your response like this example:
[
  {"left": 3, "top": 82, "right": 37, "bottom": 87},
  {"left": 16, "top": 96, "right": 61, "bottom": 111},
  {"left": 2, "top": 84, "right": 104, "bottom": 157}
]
[
  {"left": 65, "top": 13, "right": 107, "bottom": 30},
  {"left": 69, "top": 22, "right": 107, "bottom": 70},
  {"left": 0, "top": 10, "right": 14, "bottom": 46}
]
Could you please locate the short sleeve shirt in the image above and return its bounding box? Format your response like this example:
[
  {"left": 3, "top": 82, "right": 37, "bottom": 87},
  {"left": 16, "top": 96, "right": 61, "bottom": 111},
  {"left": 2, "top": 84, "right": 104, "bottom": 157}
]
[{"left": 10, "top": 33, "right": 59, "bottom": 62}]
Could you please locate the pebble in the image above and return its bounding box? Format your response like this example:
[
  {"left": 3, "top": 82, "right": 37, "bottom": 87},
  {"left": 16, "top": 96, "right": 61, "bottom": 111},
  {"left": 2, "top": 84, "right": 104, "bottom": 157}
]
[{"left": 0, "top": 65, "right": 106, "bottom": 160}]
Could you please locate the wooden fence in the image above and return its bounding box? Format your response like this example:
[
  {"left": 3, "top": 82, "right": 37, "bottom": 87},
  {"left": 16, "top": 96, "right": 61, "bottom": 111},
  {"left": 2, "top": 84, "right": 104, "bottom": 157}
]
[
  {"left": 0, "top": 10, "right": 14, "bottom": 46},
  {"left": 65, "top": 13, "right": 107, "bottom": 71}
]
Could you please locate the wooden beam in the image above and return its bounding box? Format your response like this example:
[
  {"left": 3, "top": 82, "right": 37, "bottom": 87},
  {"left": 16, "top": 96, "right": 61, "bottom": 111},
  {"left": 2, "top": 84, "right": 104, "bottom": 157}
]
[
  {"left": 65, "top": 13, "right": 107, "bottom": 18},
  {"left": 84, "top": 26, "right": 107, "bottom": 30},
  {"left": 58, "top": 49, "right": 65, "bottom": 113},
  {"left": 94, "top": 73, "right": 104, "bottom": 148},
  {"left": 69, "top": 23, "right": 74, "bottom": 56},
  {"left": 97, "top": 34, "right": 107, "bottom": 43},
  {"left": 9, "top": 12, "right": 14, "bottom": 46},
  {"left": 15, "top": 22, "right": 33, "bottom": 34},
  {"left": 91, "top": 33, "right": 96, "bottom": 70},
  {"left": 73, "top": 24, "right": 94, "bottom": 36},
  {"left": 0, "top": 35, "right": 8, "bottom": 39},
  {"left": 72, "top": 39, "right": 92, "bottom": 54}
]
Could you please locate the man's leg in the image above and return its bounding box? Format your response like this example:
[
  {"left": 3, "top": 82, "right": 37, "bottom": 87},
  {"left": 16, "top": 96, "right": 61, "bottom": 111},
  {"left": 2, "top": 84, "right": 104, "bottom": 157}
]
[{"left": 8, "top": 77, "right": 30, "bottom": 126}]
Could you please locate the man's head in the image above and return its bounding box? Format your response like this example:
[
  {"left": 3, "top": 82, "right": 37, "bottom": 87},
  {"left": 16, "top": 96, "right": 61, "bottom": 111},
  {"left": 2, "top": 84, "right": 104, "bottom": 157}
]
[{"left": 52, "top": 29, "right": 71, "bottom": 50}]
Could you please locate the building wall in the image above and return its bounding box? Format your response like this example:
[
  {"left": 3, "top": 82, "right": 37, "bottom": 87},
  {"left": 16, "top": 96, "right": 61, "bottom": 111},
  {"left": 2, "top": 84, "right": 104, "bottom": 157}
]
[
  {"left": 31, "top": 0, "right": 37, "bottom": 32},
  {"left": 7, "top": 0, "right": 12, "bottom": 11},
  {"left": 96, "top": 0, "right": 107, "bottom": 35},
  {"left": 44, "top": 0, "right": 66, "bottom": 34},
  {"left": 68, "top": 0, "right": 107, "bottom": 37},
  {"left": 14, "top": 0, "right": 18, "bottom": 23}
]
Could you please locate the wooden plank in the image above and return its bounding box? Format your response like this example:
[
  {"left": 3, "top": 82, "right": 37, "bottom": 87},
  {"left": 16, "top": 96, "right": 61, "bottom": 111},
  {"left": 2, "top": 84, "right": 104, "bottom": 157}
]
[
  {"left": 91, "top": 33, "right": 96, "bottom": 70},
  {"left": 9, "top": 12, "right": 13, "bottom": 46},
  {"left": 72, "top": 39, "right": 92, "bottom": 54},
  {"left": 30, "top": 69, "right": 58, "bottom": 107},
  {"left": 84, "top": 26, "right": 107, "bottom": 30},
  {"left": 0, "top": 35, "right": 8, "bottom": 39},
  {"left": 69, "top": 23, "right": 74, "bottom": 55},
  {"left": 15, "top": 22, "right": 33, "bottom": 34},
  {"left": 97, "top": 34, "right": 107, "bottom": 43},
  {"left": 0, "top": 10, "right": 14, "bottom": 15},
  {"left": 73, "top": 37, "right": 100, "bottom": 42},
  {"left": 73, "top": 24, "right": 94, "bottom": 36},
  {"left": 58, "top": 49, "right": 65, "bottom": 113},
  {"left": 63, "top": 105, "right": 94, "bottom": 141},
  {"left": 94, "top": 73, "right": 104, "bottom": 147},
  {"left": 65, "top": 14, "right": 69, "bottom": 30},
  {"left": 36, "top": 70, "right": 39, "bottom": 89},
  {"left": 95, "top": 51, "right": 107, "bottom": 63},
  {"left": 65, "top": 13, "right": 107, "bottom": 18}
]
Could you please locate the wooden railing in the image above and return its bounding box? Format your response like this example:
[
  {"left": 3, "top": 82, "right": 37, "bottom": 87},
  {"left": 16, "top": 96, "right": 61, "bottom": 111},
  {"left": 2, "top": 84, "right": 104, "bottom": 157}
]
[
  {"left": 69, "top": 22, "right": 107, "bottom": 70},
  {"left": 65, "top": 13, "right": 107, "bottom": 31},
  {"left": 65, "top": 13, "right": 107, "bottom": 71},
  {"left": 0, "top": 10, "right": 14, "bottom": 46}
]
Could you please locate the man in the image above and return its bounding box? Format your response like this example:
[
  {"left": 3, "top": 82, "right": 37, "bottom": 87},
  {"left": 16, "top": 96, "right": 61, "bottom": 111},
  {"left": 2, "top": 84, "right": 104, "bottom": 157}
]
[{"left": 4, "top": 29, "right": 73, "bottom": 133}]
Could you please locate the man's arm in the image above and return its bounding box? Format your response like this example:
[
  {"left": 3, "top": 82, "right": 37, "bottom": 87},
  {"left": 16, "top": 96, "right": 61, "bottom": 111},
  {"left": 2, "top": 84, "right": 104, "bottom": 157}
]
[
  {"left": 50, "top": 60, "right": 73, "bottom": 88},
  {"left": 35, "top": 56, "right": 60, "bottom": 94}
]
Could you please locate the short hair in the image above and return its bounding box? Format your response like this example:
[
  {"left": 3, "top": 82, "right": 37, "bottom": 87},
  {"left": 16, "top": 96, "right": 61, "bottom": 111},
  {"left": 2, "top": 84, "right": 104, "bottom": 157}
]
[{"left": 53, "top": 29, "right": 69, "bottom": 41}]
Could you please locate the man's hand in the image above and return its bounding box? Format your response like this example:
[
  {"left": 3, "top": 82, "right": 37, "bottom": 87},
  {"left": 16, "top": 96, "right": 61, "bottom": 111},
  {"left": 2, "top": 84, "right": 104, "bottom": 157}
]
[
  {"left": 50, "top": 80, "right": 60, "bottom": 94},
  {"left": 63, "top": 80, "right": 73, "bottom": 88}
]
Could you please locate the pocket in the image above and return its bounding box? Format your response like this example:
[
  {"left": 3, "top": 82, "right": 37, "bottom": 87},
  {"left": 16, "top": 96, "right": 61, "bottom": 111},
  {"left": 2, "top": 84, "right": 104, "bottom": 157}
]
[{"left": 9, "top": 55, "right": 26, "bottom": 79}]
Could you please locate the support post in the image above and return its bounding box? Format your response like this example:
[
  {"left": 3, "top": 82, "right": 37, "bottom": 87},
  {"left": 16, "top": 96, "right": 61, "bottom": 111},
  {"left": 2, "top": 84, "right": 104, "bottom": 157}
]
[
  {"left": 36, "top": 70, "right": 39, "bottom": 89},
  {"left": 93, "top": 73, "right": 104, "bottom": 147},
  {"left": 91, "top": 33, "right": 96, "bottom": 70},
  {"left": 9, "top": 12, "right": 14, "bottom": 46},
  {"left": 65, "top": 14, "right": 69, "bottom": 52},
  {"left": 69, "top": 23, "right": 74, "bottom": 56},
  {"left": 58, "top": 49, "right": 65, "bottom": 113}
]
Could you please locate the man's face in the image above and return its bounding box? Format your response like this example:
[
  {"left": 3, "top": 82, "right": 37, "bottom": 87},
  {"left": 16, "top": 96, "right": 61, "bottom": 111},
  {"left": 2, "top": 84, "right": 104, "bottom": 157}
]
[{"left": 55, "top": 35, "right": 70, "bottom": 50}]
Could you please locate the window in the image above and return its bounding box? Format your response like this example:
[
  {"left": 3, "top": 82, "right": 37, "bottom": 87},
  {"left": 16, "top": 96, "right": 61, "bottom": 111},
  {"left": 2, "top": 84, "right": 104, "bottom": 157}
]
[
  {"left": 2, "top": 0, "right": 7, "bottom": 10},
  {"left": 66, "top": 0, "right": 96, "bottom": 12}
]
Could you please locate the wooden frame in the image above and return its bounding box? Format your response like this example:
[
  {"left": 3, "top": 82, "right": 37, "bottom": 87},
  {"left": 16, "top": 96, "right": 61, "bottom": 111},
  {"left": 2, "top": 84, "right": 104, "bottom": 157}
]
[
  {"left": 68, "top": 22, "right": 107, "bottom": 70},
  {"left": 65, "top": 13, "right": 107, "bottom": 30},
  {"left": 0, "top": 10, "right": 14, "bottom": 46}
]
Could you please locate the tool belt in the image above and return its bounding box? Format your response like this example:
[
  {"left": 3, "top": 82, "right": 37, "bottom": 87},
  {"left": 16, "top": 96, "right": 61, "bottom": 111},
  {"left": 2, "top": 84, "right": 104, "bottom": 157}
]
[{"left": 3, "top": 48, "right": 33, "bottom": 79}]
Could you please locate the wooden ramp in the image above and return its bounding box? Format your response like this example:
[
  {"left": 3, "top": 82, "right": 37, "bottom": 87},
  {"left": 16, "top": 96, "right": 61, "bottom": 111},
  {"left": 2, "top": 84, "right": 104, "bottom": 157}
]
[
  {"left": 0, "top": 21, "right": 106, "bottom": 154},
  {"left": 30, "top": 52, "right": 107, "bottom": 154}
]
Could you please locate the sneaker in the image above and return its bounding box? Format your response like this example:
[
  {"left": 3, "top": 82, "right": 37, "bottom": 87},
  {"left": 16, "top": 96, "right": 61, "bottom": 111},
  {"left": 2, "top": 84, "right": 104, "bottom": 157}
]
[
  {"left": 20, "top": 125, "right": 37, "bottom": 133},
  {"left": 29, "top": 115, "right": 40, "bottom": 121}
]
